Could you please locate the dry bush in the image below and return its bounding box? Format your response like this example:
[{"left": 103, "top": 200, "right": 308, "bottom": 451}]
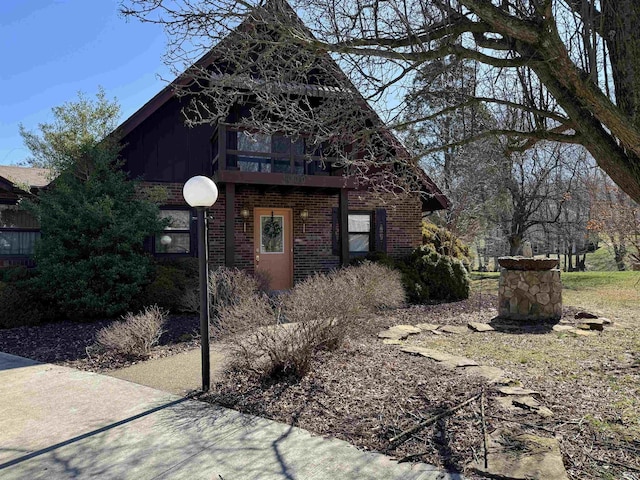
[
  {"left": 283, "top": 271, "right": 360, "bottom": 351},
  {"left": 209, "top": 267, "right": 259, "bottom": 316},
  {"left": 182, "top": 267, "right": 261, "bottom": 319},
  {"left": 216, "top": 263, "right": 405, "bottom": 378},
  {"left": 342, "top": 261, "right": 406, "bottom": 311},
  {"left": 284, "top": 263, "right": 405, "bottom": 349},
  {"left": 218, "top": 292, "right": 317, "bottom": 377},
  {"left": 95, "top": 305, "right": 167, "bottom": 358}
]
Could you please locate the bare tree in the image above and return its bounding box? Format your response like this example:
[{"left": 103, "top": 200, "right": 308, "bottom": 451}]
[
  {"left": 121, "top": 0, "right": 640, "bottom": 203},
  {"left": 405, "top": 58, "right": 591, "bottom": 255},
  {"left": 587, "top": 170, "right": 640, "bottom": 270}
]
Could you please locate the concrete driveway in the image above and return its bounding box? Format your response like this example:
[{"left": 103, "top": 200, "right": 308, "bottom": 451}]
[{"left": 0, "top": 352, "right": 461, "bottom": 480}]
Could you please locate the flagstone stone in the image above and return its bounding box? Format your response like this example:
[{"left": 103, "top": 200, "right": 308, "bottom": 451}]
[
  {"left": 577, "top": 319, "right": 605, "bottom": 331},
  {"left": 399, "top": 346, "right": 457, "bottom": 362},
  {"left": 464, "top": 365, "right": 508, "bottom": 383},
  {"left": 571, "top": 329, "right": 597, "bottom": 337},
  {"left": 414, "top": 323, "right": 439, "bottom": 331},
  {"left": 471, "top": 430, "right": 569, "bottom": 480},
  {"left": 390, "top": 325, "right": 422, "bottom": 334},
  {"left": 552, "top": 324, "right": 575, "bottom": 332},
  {"left": 439, "top": 325, "right": 469, "bottom": 334},
  {"left": 498, "top": 386, "right": 540, "bottom": 396},
  {"left": 468, "top": 322, "right": 495, "bottom": 332}
]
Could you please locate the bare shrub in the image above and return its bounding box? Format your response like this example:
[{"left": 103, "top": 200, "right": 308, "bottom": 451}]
[
  {"left": 217, "top": 292, "right": 317, "bottom": 377},
  {"left": 95, "top": 305, "right": 167, "bottom": 358},
  {"left": 282, "top": 271, "right": 361, "bottom": 351},
  {"left": 216, "top": 263, "right": 405, "bottom": 379},
  {"left": 283, "top": 263, "right": 405, "bottom": 350},
  {"left": 209, "top": 267, "right": 259, "bottom": 316},
  {"left": 344, "top": 261, "right": 406, "bottom": 311},
  {"left": 182, "top": 267, "right": 261, "bottom": 321}
]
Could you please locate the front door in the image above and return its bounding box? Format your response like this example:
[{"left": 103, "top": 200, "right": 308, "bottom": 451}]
[{"left": 254, "top": 208, "right": 293, "bottom": 290}]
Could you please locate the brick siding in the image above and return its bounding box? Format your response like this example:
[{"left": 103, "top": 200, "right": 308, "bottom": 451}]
[{"left": 138, "top": 182, "right": 422, "bottom": 283}]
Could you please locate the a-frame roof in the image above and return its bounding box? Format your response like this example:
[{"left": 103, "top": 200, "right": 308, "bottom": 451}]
[{"left": 115, "top": 0, "right": 448, "bottom": 210}]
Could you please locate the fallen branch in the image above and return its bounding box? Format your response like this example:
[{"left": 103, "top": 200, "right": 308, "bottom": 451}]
[
  {"left": 481, "top": 388, "right": 488, "bottom": 469},
  {"left": 397, "top": 450, "right": 430, "bottom": 463},
  {"left": 389, "top": 391, "right": 482, "bottom": 448}
]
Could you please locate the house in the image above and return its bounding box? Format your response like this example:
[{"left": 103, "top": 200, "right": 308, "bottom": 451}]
[
  {"left": 0, "top": 166, "right": 50, "bottom": 268},
  {"left": 1, "top": 3, "right": 448, "bottom": 290}
]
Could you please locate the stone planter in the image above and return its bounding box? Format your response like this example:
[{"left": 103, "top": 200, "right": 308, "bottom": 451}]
[{"left": 498, "top": 258, "right": 562, "bottom": 321}]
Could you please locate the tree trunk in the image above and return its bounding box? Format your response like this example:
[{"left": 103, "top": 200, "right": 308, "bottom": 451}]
[
  {"left": 568, "top": 248, "right": 574, "bottom": 271},
  {"left": 613, "top": 243, "right": 627, "bottom": 271},
  {"left": 509, "top": 235, "right": 522, "bottom": 256},
  {"left": 602, "top": 0, "right": 640, "bottom": 131}
]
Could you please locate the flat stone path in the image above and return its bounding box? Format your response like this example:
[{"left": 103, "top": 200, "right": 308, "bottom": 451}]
[
  {"left": 379, "top": 321, "right": 570, "bottom": 480},
  {"left": 471, "top": 430, "right": 568, "bottom": 480}
]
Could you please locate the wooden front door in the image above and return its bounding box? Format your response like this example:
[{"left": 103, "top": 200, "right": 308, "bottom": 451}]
[{"left": 254, "top": 208, "right": 293, "bottom": 290}]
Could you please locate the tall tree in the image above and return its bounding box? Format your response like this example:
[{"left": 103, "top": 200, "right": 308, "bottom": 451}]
[
  {"left": 19, "top": 87, "right": 120, "bottom": 178},
  {"left": 405, "top": 58, "right": 590, "bottom": 255},
  {"left": 121, "top": 0, "right": 640, "bottom": 202},
  {"left": 22, "top": 91, "right": 165, "bottom": 318}
]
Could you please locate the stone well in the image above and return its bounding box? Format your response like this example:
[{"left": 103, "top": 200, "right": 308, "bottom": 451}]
[{"left": 498, "top": 257, "right": 562, "bottom": 320}]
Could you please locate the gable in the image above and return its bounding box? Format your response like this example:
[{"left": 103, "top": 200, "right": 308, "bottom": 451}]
[
  {"left": 116, "top": 1, "right": 448, "bottom": 210},
  {"left": 120, "top": 95, "right": 213, "bottom": 182}
]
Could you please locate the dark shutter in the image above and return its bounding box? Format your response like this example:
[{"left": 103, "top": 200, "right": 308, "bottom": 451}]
[
  {"left": 332, "top": 207, "right": 339, "bottom": 255},
  {"left": 374, "top": 208, "right": 387, "bottom": 252}
]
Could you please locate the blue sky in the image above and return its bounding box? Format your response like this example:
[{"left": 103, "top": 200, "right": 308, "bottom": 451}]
[{"left": 0, "top": 0, "right": 170, "bottom": 165}]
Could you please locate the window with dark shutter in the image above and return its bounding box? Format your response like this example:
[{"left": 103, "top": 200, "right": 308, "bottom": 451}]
[{"left": 348, "top": 212, "right": 372, "bottom": 254}]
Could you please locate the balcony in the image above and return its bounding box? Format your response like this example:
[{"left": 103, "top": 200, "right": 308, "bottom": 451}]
[{"left": 211, "top": 124, "right": 356, "bottom": 189}]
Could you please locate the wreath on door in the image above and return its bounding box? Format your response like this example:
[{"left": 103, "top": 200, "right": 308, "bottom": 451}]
[
  {"left": 262, "top": 212, "right": 282, "bottom": 251},
  {"left": 263, "top": 212, "right": 282, "bottom": 238}
]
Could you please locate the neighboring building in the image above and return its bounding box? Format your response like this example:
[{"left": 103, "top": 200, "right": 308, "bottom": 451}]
[
  {"left": 0, "top": 166, "right": 49, "bottom": 268},
  {"left": 1, "top": 4, "right": 448, "bottom": 289}
]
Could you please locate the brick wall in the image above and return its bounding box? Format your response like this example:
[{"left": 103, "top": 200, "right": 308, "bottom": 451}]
[
  {"left": 231, "top": 186, "right": 341, "bottom": 283},
  {"left": 349, "top": 190, "right": 422, "bottom": 259},
  {"left": 137, "top": 182, "right": 423, "bottom": 283}
]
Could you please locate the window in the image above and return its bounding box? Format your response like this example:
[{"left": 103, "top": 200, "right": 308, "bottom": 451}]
[
  {"left": 232, "top": 130, "right": 329, "bottom": 175},
  {"left": 260, "top": 214, "right": 284, "bottom": 253},
  {"left": 0, "top": 204, "right": 40, "bottom": 256},
  {"left": 154, "top": 209, "right": 192, "bottom": 254},
  {"left": 332, "top": 208, "right": 386, "bottom": 256},
  {"left": 348, "top": 212, "right": 372, "bottom": 254}
]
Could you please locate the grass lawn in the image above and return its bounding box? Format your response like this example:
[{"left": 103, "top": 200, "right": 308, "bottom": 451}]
[{"left": 424, "top": 270, "right": 640, "bottom": 478}]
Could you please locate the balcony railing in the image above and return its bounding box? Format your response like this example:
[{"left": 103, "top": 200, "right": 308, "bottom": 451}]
[{"left": 211, "top": 124, "right": 355, "bottom": 188}]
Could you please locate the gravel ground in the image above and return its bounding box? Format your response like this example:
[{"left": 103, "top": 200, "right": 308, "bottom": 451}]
[{"left": 0, "top": 315, "right": 201, "bottom": 371}]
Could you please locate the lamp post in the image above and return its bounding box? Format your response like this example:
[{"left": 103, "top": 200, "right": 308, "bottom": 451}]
[{"left": 183, "top": 176, "right": 219, "bottom": 392}]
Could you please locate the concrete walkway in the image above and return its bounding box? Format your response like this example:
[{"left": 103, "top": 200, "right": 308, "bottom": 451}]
[
  {"left": 107, "top": 348, "right": 228, "bottom": 395},
  {"left": 0, "top": 352, "right": 462, "bottom": 480}
]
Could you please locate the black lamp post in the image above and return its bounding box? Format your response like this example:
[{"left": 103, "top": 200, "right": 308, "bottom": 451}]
[{"left": 183, "top": 175, "right": 219, "bottom": 392}]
